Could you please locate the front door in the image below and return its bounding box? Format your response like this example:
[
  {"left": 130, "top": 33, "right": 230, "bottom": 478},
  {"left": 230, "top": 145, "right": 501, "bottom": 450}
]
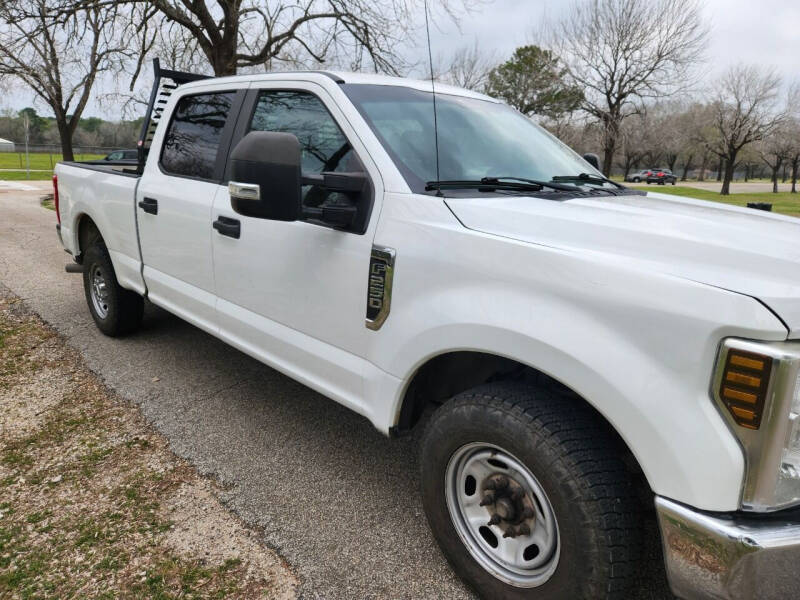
[
  {"left": 211, "top": 84, "right": 383, "bottom": 406},
  {"left": 137, "top": 89, "right": 241, "bottom": 332}
]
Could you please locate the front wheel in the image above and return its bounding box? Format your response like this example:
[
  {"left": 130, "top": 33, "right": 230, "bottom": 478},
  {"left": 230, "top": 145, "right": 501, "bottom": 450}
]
[
  {"left": 82, "top": 242, "right": 144, "bottom": 336},
  {"left": 420, "top": 383, "right": 643, "bottom": 599},
  {"left": 632, "top": 177, "right": 640, "bottom": 183}
]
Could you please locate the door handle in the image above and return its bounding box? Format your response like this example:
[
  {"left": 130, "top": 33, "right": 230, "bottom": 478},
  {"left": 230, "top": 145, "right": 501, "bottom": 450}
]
[
  {"left": 213, "top": 216, "right": 241, "bottom": 239},
  {"left": 138, "top": 197, "right": 158, "bottom": 215}
]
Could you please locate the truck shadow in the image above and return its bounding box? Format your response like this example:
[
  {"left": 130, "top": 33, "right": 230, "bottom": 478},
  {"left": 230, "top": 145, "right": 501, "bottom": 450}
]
[{"left": 93, "top": 302, "right": 671, "bottom": 600}]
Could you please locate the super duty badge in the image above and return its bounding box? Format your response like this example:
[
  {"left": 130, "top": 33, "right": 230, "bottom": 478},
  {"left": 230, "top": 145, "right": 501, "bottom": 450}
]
[{"left": 365, "top": 246, "right": 396, "bottom": 330}]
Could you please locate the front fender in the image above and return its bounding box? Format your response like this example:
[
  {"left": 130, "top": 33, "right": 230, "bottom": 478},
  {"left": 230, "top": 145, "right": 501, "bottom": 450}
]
[{"left": 371, "top": 193, "right": 788, "bottom": 512}]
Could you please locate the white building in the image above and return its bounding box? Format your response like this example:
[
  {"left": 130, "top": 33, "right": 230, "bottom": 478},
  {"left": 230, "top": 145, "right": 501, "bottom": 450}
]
[{"left": 0, "top": 137, "right": 14, "bottom": 152}]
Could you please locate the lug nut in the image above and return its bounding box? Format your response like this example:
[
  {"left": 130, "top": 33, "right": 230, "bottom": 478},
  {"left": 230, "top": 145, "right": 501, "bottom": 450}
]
[
  {"left": 487, "top": 514, "right": 502, "bottom": 526},
  {"left": 494, "top": 476, "right": 509, "bottom": 489},
  {"left": 502, "top": 527, "right": 516, "bottom": 538},
  {"left": 510, "top": 488, "right": 525, "bottom": 501},
  {"left": 517, "top": 523, "right": 531, "bottom": 536},
  {"left": 479, "top": 492, "right": 495, "bottom": 506},
  {"left": 521, "top": 506, "right": 535, "bottom": 519}
]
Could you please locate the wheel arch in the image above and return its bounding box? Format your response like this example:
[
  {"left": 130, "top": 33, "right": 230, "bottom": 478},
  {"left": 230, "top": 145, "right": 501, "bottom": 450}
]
[
  {"left": 394, "top": 349, "right": 651, "bottom": 493},
  {"left": 72, "top": 212, "right": 104, "bottom": 262}
]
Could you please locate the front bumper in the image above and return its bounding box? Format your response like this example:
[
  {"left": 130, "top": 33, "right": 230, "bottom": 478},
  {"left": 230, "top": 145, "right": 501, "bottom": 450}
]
[{"left": 656, "top": 496, "right": 800, "bottom": 599}]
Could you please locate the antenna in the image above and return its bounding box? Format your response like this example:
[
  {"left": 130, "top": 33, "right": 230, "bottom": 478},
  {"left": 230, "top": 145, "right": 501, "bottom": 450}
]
[{"left": 423, "top": 0, "right": 442, "bottom": 196}]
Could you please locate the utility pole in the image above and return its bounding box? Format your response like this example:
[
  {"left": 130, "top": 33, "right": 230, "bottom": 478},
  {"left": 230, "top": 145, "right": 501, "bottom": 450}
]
[{"left": 22, "top": 112, "right": 30, "bottom": 179}]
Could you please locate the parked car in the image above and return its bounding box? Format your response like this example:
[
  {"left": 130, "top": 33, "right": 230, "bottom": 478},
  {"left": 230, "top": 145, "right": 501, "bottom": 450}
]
[
  {"left": 53, "top": 67, "right": 800, "bottom": 600},
  {"left": 646, "top": 168, "right": 677, "bottom": 185},
  {"left": 101, "top": 149, "right": 138, "bottom": 162},
  {"left": 624, "top": 169, "right": 653, "bottom": 182}
]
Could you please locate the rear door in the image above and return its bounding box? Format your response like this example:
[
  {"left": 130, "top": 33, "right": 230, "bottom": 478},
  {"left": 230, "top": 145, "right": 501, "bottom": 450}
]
[{"left": 137, "top": 87, "right": 244, "bottom": 332}]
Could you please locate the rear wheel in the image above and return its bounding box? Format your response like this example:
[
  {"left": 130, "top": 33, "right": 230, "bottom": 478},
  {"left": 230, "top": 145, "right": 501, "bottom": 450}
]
[
  {"left": 82, "top": 242, "right": 143, "bottom": 336},
  {"left": 420, "top": 382, "right": 643, "bottom": 599},
  {"left": 632, "top": 177, "right": 640, "bottom": 183}
]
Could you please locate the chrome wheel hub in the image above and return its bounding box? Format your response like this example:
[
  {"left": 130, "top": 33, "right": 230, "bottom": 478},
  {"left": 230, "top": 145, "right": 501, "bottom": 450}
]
[
  {"left": 445, "top": 443, "right": 560, "bottom": 588},
  {"left": 90, "top": 265, "right": 110, "bottom": 319}
]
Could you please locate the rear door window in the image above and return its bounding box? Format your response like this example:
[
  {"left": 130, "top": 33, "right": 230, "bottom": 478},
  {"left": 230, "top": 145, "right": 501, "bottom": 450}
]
[{"left": 161, "top": 92, "right": 235, "bottom": 180}]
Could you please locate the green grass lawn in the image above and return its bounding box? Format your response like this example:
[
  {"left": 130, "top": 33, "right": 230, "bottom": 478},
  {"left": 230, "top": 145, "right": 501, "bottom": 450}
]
[
  {"left": 647, "top": 186, "right": 800, "bottom": 218},
  {"left": 0, "top": 153, "right": 105, "bottom": 181},
  {"left": 0, "top": 171, "right": 54, "bottom": 181},
  {"left": 0, "top": 152, "right": 104, "bottom": 170}
]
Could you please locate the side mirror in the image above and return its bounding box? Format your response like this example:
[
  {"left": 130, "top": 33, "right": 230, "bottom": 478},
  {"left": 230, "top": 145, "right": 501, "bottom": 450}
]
[
  {"left": 583, "top": 153, "right": 600, "bottom": 170},
  {"left": 229, "top": 131, "right": 302, "bottom": 221}
]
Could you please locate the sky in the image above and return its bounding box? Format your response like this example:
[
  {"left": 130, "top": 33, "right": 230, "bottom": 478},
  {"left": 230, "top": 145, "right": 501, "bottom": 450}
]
[
  {"left": 3, "top": 0, "right": 799, "bottom": 120},
  {"left": 416, "top": 0, "right": 800, "bottom": 75}
]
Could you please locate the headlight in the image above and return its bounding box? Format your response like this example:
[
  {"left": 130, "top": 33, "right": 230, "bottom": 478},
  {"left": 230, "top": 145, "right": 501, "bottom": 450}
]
[
  {"left": 775, "top": 372, "right": 800, "bottom": 504},
  {"left": 712, "top": 339, "right": 800, "bottom": 511}
]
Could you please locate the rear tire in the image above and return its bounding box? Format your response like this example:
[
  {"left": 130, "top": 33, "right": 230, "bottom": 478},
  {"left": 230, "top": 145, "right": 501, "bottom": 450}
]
[
  {"left": 632, "top": 177, "right": 640, "bottom": 183},
  {"left": 82, "top": 242, "right": 143, "bottom": 337},
  {"left": 420, "top": 382, "right": 643, "bottom": 599}
]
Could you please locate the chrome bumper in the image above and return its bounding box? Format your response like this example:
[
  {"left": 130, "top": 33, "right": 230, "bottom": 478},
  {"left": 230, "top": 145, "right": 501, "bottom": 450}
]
[{"left": 656, "top": 496, "right": 800, "bottom": 599}]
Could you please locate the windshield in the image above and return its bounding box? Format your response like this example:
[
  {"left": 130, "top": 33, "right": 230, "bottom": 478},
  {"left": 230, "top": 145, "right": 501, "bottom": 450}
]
[{"left": 342, "top": 83, "right": 605, "bottom": 194}]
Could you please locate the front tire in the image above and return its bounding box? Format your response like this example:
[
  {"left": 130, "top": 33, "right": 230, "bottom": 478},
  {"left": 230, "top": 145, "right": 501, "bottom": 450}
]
[
  {"left": 420, "top": 383, "right": 642, "bottom": 599},
  {"left": 82, "top": 242, "right": 143, "bottom": 336}
]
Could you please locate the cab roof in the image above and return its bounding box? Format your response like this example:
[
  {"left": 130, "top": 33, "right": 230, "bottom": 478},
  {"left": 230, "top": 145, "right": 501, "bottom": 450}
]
[{"left": 179, "top": 70, "right": 499, "bottom": 103}]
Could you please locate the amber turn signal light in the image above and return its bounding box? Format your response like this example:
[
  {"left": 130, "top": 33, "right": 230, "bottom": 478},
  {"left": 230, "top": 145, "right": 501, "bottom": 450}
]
[{"left": 719, "top": 350, "right": 772, "bottom": 429}]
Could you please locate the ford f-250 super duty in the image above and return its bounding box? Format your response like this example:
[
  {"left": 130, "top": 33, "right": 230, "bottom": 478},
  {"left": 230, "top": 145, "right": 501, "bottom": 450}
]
[{"left": 54, "top": 60, "right": 800, "bottom": 599}]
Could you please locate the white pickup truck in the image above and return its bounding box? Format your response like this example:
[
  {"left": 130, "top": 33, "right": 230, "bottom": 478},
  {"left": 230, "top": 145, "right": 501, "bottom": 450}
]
[{"left": 54, "top": 62, "right": 800, "bottom": 600}]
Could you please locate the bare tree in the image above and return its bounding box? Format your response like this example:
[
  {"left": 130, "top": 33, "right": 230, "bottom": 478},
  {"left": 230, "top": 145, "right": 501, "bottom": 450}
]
[
  {"left": 705, "top": 65, "right": 786, "bottom": 195},
  {"left": 756, "top": 130, "right": 793, "bottom": 193},
  {"left": 436, "top": 42, "right": 496, "bottom": 91},
  {"left": 0, "top": 0, "right": 129, "bottom": 160},
  {"left": 615, "top": 114, "right": 648, "bottom": 180},
  {"left": 786, "top": 119, "right": 800, "bottom": 194},
  {"left": 70, "top": 0, "right": 474, "bottom": 79},
  {"left": 549, "top": 0, "right": 708, "bottom": 175}
]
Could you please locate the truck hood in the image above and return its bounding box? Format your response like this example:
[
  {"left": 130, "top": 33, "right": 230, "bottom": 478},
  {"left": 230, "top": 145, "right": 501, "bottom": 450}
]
[{"left": 445, "top": 191, "right": 800, "bottom": 338}]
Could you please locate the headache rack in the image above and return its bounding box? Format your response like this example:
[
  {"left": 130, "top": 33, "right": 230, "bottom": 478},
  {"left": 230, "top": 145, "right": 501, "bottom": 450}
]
[{"left": 137, "top": 58, "right": 212, "bottom": 173}]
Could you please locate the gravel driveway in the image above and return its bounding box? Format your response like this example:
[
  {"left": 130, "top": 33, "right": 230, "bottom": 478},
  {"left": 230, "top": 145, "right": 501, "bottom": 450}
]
[
  {"left": 0, "top": 188, "right": 671, "bottom": 599},
  {"left": 0, "top": 189, "right": 475, "bottom": 598}
]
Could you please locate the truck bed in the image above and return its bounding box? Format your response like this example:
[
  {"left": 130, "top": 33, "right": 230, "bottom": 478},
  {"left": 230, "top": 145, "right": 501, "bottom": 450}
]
[{"left": 55, "top": 161, "right": 145, "bottom": 295}]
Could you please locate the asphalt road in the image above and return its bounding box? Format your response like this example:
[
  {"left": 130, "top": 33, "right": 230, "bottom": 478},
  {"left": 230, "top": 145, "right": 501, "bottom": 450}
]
[
  {"left": 0, "top": 188, "right": 475, "bottom": 599},
  {"left": 0, "top": 187, "right": 673, "bottom": 599}
]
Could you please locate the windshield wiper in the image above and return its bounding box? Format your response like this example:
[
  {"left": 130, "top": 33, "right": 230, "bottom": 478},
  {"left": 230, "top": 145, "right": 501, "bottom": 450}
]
[
  {"left": 425, "top": 176, "right": 577, "bottom": 193},
  {"left": 551, "top": 173, "right": 626, "bottom": 189}
]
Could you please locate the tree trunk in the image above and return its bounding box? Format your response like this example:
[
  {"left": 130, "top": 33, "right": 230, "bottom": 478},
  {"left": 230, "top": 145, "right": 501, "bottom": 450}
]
[
  {"left": 209, "top": 35, "right": 238, "bottom": 76},
  {"left": 698, "top": 152, "right": 708, "bottom": 182},
  {"left": 743, "top": 163, "right": 749, "bottom": 182},
  {"left": 772, "top": 163, "right": 781, "bottom": 193},
  {"left": 623, "top": 162, "right": 632, "bottom": 180},
  {"left": 792, "top": 160, "right": 798, "bottom": 194},
  {"left": 56, "top": 118, "right": 74, "bottom": 162},
  {"left": 681, "top": 154, "right": 693, "bottom": 181},
  {"left": 716, "top": 157, "right": 723, "bottom": 181},
  {"left": 720, "top": 154, "right": 736, "bottom": 195},
  {"left": 600, "top": 115, "right": 620, "bottom": 177},
  {"left": 601, "top": 142, "right": 615, "bottom": 177},
  {"left": 667, "top": 154, "right": 678, "bottom": 172},
  {"left": 782, "top": 163, "right": 788, "bottom": 183}
]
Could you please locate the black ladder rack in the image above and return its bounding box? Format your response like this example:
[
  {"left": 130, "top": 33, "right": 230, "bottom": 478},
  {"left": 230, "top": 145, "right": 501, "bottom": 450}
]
[{"left": 136, "top": 58, "right": 212, "bottom": 173}]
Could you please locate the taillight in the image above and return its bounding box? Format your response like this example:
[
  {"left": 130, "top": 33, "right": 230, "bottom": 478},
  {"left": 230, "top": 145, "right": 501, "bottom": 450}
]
[{"left": 53, "top": 174, "right": 60, "bottom": 224}]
